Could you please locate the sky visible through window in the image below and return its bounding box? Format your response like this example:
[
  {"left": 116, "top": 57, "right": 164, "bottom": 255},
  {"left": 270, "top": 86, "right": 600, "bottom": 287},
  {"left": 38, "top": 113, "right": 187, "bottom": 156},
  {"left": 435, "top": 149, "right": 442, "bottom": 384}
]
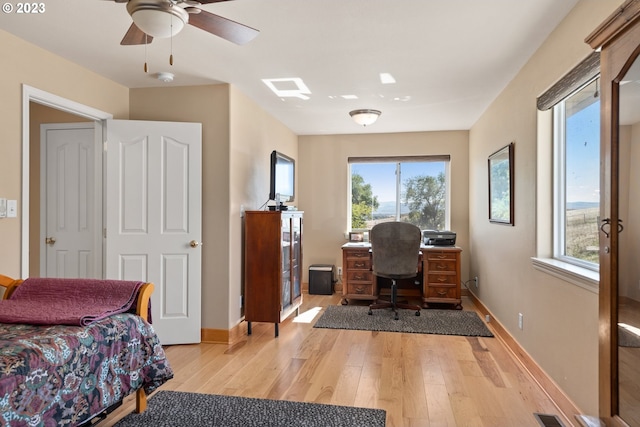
[
  {"left": 566, "top": 100, "right": 600, "bottom": 204},
  {"left": 351, "top": 161, "right": 445, "bottom": 205}
]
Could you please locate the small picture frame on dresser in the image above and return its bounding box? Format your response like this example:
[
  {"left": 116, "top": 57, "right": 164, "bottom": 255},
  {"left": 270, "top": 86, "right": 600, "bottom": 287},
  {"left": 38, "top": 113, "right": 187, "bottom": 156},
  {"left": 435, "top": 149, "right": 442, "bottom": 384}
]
[{"left": 349, "top": 232, "right": 364, "bottom": 242}]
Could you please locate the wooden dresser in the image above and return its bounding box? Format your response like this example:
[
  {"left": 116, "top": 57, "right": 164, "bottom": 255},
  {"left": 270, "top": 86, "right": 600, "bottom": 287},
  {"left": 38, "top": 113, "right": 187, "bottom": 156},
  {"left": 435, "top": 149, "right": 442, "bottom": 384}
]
[{"left": 341, "top": 243, "right": 462, "bottom": 309}]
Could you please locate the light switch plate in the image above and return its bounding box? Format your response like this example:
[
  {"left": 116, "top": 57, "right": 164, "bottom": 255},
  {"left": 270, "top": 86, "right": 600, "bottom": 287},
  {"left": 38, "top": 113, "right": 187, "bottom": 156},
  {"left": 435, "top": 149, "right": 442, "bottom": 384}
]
[{"left": 7, "top": 200, "right": 17, "bottom": 218}]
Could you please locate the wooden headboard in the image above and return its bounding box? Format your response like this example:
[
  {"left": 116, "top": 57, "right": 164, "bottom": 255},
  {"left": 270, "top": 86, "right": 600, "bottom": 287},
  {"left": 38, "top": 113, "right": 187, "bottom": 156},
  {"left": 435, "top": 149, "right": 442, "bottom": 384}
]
[{"left": 0, "top": 275, "right": 23, "bottom": 300}]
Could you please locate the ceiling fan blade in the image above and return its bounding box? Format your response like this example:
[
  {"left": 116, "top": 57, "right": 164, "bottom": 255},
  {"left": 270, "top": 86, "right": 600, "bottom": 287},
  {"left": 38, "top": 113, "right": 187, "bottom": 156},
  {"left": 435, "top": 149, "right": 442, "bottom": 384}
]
[
  {"left": 196, "top": 0, "right": 233, "bottom": 3},
  {"left": 188, "top": 10, "right": 259, "bottom": 45},
  {"left": 120, "top": 22, "right": 154, "bottom": 45}
]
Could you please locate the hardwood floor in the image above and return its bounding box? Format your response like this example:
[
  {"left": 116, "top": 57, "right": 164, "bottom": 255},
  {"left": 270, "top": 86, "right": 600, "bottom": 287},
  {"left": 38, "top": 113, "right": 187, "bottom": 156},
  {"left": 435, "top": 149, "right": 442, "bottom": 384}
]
[
  {"left": 618, "top": 297, "right": 640, "bottom": 426},
  {"left": 104, "top": 293, "right": 573, "bottom": 426}
]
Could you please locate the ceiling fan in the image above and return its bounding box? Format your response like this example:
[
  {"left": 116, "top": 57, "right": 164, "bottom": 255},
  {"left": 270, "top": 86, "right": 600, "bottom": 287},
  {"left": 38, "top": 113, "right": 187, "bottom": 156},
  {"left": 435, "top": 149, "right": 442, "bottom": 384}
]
[{"left": 107, "top": 0, "right": 259, "bottom": 46}]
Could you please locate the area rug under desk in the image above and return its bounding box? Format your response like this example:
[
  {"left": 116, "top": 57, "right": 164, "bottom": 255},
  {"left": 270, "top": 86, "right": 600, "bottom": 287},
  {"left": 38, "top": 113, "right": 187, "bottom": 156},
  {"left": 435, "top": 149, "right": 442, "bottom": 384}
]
[
  {"left": 314, "top": 305, "right": 494, "bottom": 337},
  {"left": 114, "top": 391, "right": 386, "bottom": 427}
]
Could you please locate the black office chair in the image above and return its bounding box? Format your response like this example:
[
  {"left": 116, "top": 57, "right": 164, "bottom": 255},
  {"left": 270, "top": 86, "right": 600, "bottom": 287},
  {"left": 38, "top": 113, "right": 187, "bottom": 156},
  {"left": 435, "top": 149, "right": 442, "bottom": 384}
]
[{"left": 368, "top": 222, "right": 422, "bottom": 320}]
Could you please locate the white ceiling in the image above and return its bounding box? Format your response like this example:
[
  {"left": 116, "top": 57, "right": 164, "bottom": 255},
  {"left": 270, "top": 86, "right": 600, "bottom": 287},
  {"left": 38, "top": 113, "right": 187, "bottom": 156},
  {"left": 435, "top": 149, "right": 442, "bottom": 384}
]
[{"left": 0, "top": 0, "right": 581, "bottom": 135}]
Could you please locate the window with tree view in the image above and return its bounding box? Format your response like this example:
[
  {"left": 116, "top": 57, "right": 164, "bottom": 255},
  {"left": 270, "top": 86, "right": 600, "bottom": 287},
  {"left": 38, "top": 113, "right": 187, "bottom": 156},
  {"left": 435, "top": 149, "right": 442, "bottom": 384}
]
[
  {"left": 553, "top": 77, "right": 600, "bottom": 268},
  {"left": 349, "top": 157, "right": 449, "bottom": 231}
]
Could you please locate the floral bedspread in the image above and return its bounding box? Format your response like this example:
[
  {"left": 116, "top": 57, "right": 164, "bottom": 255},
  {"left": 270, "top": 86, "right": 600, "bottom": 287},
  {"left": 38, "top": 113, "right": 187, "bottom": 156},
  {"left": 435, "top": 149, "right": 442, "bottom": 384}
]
[{"left": 0, "top": 314, "right": 173, "bottom": 426}]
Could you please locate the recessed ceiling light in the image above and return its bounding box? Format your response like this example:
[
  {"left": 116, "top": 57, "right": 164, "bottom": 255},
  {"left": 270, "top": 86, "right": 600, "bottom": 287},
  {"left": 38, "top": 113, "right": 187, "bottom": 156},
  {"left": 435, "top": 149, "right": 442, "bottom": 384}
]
[
  {"left": 341, "top": 95, "right": 358, "bottom": 100},
  {"left": 262, "top": 78, "right": 311, "bottom": 100},
  {"left": 380, "top": 73, "right": 396, "bottom": 84}
]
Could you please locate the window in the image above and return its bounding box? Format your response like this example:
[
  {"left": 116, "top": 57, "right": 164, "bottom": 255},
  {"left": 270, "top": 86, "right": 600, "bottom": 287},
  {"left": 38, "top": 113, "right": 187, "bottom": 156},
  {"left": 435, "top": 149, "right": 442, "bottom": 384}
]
[
  {"left": 348, "top": 156, "right": 450, "bottom": 231},
  {"left": 553, "top": 77, "right": 600, "bottom": 270}
]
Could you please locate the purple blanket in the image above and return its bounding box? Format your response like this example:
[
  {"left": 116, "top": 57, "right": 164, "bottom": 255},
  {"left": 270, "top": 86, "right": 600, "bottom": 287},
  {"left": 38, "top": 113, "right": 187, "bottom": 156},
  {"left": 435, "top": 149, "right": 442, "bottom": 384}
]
[{"left": 0, "top": 277, "right": 145, "bottom": 326}]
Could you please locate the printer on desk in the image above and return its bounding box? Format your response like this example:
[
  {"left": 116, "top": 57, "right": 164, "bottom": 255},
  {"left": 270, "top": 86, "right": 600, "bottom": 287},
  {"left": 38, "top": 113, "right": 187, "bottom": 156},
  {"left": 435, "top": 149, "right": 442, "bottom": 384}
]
[{"left": 423, "top": 230, "right": 456, "bottom": 246}]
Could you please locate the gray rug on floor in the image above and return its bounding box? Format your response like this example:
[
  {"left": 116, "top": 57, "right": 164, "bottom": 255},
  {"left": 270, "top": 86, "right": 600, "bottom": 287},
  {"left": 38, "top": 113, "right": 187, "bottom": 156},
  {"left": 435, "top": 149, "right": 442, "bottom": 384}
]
[
  {"left": 619, "top": 323, "right": 640, "bottom": 347},
  {"left": 314, "top": 305, "right": 494, "bottom": 337},
  {"left": 113, "top": 391, "right": 386, "bottom": 427}
]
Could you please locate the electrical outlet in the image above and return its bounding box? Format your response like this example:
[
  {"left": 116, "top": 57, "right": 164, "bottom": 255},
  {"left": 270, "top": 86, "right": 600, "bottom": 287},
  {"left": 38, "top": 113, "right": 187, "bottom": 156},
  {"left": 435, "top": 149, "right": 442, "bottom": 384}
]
[
  {"left": 337, "top": 267, "right": 343, "bottom": 276},
  {"left": 518, "top": 312, "right": 524, "bottom": 330},
  {"left": 474, "top": 276, "right": 479, "bottom": 288},
  {"left": 485, "top": 314, "right": 491, "bottom": 322},
  {"left": 239, "top": 295, "right": 243, "bottom": 308}
]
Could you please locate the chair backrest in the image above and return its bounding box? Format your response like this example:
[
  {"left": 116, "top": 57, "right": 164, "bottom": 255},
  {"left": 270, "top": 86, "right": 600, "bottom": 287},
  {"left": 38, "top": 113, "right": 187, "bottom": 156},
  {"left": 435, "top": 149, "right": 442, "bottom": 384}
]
[{"left": 370, "top": 222, "right": 422, "bottom": 279}]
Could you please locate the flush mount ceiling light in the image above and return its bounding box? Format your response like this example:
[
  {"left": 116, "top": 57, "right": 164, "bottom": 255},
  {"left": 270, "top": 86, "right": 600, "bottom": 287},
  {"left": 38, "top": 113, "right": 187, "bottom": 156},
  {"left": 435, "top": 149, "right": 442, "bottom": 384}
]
[
  {"left": 156, "top": 71, "right": 175, "bottom": 82},
  {"left": 127, "top": 0, "right": 189, "bottom": 39},
  {"left": 349, "top": 109, "right": 381, "bottom": 126}
]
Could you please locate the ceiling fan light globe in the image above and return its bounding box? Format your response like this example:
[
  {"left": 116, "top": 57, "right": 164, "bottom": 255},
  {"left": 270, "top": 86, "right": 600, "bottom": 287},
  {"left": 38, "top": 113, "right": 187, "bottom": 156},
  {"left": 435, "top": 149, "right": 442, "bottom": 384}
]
[{"left": 128, "top": 1, "right": 189, "bottom": 39}]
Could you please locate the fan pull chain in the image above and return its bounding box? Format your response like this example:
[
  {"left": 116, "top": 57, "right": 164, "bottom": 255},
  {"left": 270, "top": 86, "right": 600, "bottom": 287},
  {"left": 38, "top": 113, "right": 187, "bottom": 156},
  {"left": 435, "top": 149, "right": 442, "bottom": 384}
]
[
  {"left": 169, "top": 14, "right": 174, "bottom": 66},
  {"left": 144, "top": 33, "right": 148, "bottom": 73}
]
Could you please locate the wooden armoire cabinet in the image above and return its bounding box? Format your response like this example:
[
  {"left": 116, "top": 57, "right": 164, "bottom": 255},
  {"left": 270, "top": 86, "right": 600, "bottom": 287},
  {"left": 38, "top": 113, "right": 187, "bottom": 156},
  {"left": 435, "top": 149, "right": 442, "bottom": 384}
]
[
  {"left": 586, "top": 1, "right": 640, "bottom": 425},
  {"left": 244, "top": 210, "right": 303, "bottom": 337}
]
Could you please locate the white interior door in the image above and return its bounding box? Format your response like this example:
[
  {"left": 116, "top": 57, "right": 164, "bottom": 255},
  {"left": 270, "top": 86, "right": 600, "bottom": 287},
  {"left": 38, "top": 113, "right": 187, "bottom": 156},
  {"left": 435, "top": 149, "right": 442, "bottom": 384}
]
[
  {"left": 105, "top": 119, "right": 202, "bottom": 345},
  {"left": 41, "top": 123, "right": 101, "bottom": 278}
]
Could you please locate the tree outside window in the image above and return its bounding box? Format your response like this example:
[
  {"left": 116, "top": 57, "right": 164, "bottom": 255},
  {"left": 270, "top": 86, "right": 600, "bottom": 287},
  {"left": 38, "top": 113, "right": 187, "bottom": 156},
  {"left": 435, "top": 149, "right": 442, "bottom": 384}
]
[{"left": 349, "top": 159, "right": 449, "bottom": 231}]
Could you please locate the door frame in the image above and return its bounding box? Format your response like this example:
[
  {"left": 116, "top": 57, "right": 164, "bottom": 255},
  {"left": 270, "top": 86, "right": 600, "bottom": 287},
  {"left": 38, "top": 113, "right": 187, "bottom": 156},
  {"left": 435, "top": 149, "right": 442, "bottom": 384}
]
[{"left": 21, "top": 85, "right": 112, "bottom": 277}]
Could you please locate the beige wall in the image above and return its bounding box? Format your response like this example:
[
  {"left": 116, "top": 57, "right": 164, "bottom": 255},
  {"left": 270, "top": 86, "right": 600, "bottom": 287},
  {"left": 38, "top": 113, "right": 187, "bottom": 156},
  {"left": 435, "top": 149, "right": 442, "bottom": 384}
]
[
  {"left": 0, "top": 29, "right": 129, "bottom": 278},
  {"left": 298, "top": 131, "right": 470, "bottom": 284},
  {"left": 229, "top": 86, "right": 298, "bottom": 326},
  {"left": 468, "top": 0, "right": 622, "bottom": 413}
]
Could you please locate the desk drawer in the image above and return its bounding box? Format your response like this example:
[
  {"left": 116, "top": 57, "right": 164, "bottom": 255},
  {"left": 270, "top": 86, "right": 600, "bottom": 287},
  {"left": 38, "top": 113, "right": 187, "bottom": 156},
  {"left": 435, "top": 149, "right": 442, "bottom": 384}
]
[
  {"left": 346, "top": 258, "right": 371, "bottom": 270},
  {"left": 346, "top": 283, "right": 374, "bottom": 296},
  {"left": 427, "top": 259, "right": 457, "bottom": 273},
  {"left": 346, "top": 249, "right": 370, "bottom": 259},
  {"left": 426, "top": 251, "right": 457, "bottom": 262},
  {"left": 427, "top": 273, "right": 457, "bottom": 286},
  {"left": 347, "top": 270, "right": 372, "bottom": 283},
  {"left": 425, "top": 285, "right": 457, "bottom": 299}
]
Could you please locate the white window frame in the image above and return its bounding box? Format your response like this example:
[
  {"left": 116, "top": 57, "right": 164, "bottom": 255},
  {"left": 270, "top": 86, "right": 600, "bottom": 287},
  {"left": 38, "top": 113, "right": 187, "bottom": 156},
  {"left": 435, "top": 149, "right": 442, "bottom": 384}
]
[
  {"left": 532, "top": 74, "right": 600, "bottom": 293},
  {"left": 552, "top": 78, "right": 600, "bottom": 272}
]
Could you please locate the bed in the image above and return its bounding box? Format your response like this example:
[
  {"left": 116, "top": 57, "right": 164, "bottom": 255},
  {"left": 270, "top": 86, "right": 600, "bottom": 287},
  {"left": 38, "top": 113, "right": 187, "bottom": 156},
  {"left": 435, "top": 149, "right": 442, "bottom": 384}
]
[{"left": 0, "top": 274, "right": 174, "bottom": 426}]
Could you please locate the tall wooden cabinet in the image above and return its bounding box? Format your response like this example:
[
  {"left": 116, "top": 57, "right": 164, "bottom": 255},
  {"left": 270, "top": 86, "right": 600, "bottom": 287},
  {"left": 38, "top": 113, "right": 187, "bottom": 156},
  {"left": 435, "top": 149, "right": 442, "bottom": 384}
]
[
  {"left": 244, "top": 210, "right": 303, "bottom": 337},
  {"left": 586, "top": 1, "right": 640, "bottom": 424}
]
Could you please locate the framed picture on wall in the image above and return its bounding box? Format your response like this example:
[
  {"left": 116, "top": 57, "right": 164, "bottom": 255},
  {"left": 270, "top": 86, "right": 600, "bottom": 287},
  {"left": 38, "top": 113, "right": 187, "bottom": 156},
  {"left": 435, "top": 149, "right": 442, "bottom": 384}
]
[{"left": 488, "top": 142, "right": 514, "bottom": 225}]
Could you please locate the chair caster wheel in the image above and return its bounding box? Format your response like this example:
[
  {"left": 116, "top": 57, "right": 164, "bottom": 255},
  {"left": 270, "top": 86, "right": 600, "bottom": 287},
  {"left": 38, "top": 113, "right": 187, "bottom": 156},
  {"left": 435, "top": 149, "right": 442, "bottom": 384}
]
[
  {"left": 394, "top": 314, "right": 399, "bottom": 320},
  {"left": 415, "top": 311, "right": 420, "bottom": 316},
  {"left": 368, "top": 310, "right": 373, "bottom": 315}
]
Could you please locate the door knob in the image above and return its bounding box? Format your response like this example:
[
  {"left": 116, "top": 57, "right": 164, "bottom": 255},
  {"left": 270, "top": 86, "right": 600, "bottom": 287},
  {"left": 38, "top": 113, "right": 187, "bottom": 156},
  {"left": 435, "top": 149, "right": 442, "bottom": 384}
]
[
  {"left": 189, "top": 240, "right": 202, "bottom": 248},
  {"left": 45, "top": 237, "right": 56, "bottom": 245}
]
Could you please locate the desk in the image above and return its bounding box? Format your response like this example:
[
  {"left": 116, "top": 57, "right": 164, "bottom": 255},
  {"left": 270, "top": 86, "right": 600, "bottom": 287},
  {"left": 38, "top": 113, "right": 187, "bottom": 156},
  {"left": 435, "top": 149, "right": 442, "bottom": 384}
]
[{"left": 341, "top": 243, "right": 462, "bottom": 309}]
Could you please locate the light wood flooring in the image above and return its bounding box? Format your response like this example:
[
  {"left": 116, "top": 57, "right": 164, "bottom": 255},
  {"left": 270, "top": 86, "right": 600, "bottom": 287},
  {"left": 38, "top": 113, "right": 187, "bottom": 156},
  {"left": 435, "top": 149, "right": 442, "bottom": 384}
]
[
  {"left": 619, "top": 297, "right": 640, "bottom": 426},
  {"left": 104, "top": 293, "right": 573, "bottom": 427}
]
